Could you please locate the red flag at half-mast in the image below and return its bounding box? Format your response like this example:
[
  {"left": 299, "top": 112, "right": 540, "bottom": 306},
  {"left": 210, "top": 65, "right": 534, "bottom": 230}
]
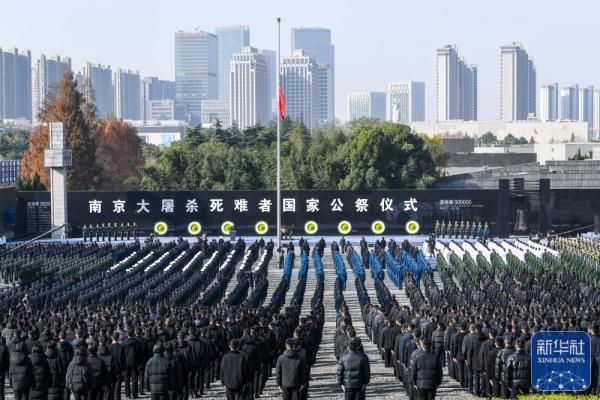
[{"left": 278, "top": 86, "right": 286, "bottom": 119}]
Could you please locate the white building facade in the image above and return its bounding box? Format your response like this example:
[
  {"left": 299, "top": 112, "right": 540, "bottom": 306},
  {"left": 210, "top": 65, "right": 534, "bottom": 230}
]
[
  {"left": 388, "top": 82, "right": 425, "bottom": 123},
  {"left": 500, "top": 42, "right": 536, "bottom": 121},
  {"left": 436, "top": 45, "right": 477, "bottom": 121},
  {"left": 539, "top": 83, "right": 558, "bottom": 122},
  {"left": 347, "top": 92, "right": 386, "bottom": 121},
  {"left": 280, "top": 50, "right": 322, "bottom": 130},
  {"left": 114, "top": 68, "right": 140, "bottom": 120},
  {"left": 200, "top": 99, "right": 230, "bottom": 128},
  {"left": 32, "top": 54, "right": 71, "bottom": 124},
  {"left": 83, "top": 62, "right": 114, "bottom": 118},
  {"left": 148, "top": 99, "right": 175, "bottom": 120},
  {"left": 230, "top": 47, "right": 270, "bottom": 130}
]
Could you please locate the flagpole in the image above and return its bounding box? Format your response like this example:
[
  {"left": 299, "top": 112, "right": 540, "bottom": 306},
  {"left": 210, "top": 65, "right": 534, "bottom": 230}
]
[{"left": 276, "top": 17, "right": 282, "bottom": 250}]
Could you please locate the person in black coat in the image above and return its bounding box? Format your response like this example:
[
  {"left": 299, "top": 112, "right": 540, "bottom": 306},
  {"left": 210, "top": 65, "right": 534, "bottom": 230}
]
[
  {"left": 87, "top": 345, "right": 108, "bottom": 400},
  {"left": 28, "top": 343, "right": 51, "bottom": 400},
  {"left": 9, "top": 342, "right": 34, "bottom": 400},
  {"left": 505, "top": 339, "right": 530, "bottom": 399},
  {"left": 98, "top": 338, "right": 118, "bottom": 400},
  {"left": 145, "top": 344, "right": 174, "bottom": 400},
  {"left": 45, "top": 341, "right": 66, "bottom": 400},
  {"left": 108, "top": 332, "right": 126, "bottom": 400},
  {"left": 411, "top": 339, "right": 442, "bottom": 400},
  {"left": 0, "top": 336, "right": 9, "bottom": 400},
  {"left": 220, "top": 339, "right": 248, "bottom": 400},
  {"left": 450, "top": 323, "right": 468, "bottom": 388},
  {"left": 123, "top": 330, "right": 141, "bottom": 399},
  {"left": 337, "top": 338, "right": 370, "bottom": 400},
  {"left": 276, "top": 338, "right": 307, "bottom": 400},
  {"left": 495, "top": 335, "right": 515, "bottom": 399},
  {"left": 65, "top": 347, "right": 92, "bottom": 400}
]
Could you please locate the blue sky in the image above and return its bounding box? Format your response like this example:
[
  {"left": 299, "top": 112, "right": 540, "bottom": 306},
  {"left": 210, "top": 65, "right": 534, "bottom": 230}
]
[{"left": 2, "top": 0, "right": 600, "bottom": 122}]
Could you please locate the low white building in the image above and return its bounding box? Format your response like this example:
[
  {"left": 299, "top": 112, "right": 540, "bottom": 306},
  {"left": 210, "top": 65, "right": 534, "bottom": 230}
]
[
  {"left": 148, "top": 99, "right": 175, "bottom": 120},
  {"left": 200, "top": 100, "right": 230, "bottom": 128},
  {"left": 534, "top": 142, "right": 600, "bottom": 164},
  {"left": 127, "top": 120, "right": 187, "bottom": 147},
  {"left": 410, "top": 120, "right": 588, "bottom": 144}
]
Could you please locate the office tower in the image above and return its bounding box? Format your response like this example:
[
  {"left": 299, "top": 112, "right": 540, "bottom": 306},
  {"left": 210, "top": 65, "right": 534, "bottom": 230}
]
[
  {"left": 578, "top": 86, "right": 594, "bottom": 125},
  {"left": 291, "top": 27, "right": 335, "bottom": 124},
  {"left": 436, "top": 45, "right": 477, "bottom": 121},
  {"left": 347, "top": 92, "right": 386, "bottom": 121},
  {"left": 82, "top": 62, "right": 114, "bottom": 118},
  {"left": 32, "top": 54, "right": 71, "bottom": 124},
  {"left": 148, "top": 99, "right": 175, "bottom": 120},
  {"left": 258, "top": 49, "right": 276, "bottom": 110},
  {"left": 114, "top": 68, "right": 140, "bottom": 120},
  {"left": 0, "top": 47, "right": 32, "bottom": 121},
  {"left": 500, "top": 42, "right": 536, "bottom": 121},
  {"left": 215, "top": 25, "right": 250, "bottom": 101},
  {"left": 200, "top": 99, "right": 230, "bottom": 127},
  {"left": 539, "top": 83, "right": 558, "bottom": 122},
  {"left": 388, "top": 82, "right": 425, "bottom": 123},
  {"left": 229, "top": 47, "right": 270, "bottom": 130},
  {"left": 140, "top": 77, "right": 176, "bottom": 120},
  {"left": 560, "top": 85, "right": 579, "bottom": 121},
  {"left": 175, "top": 30, "right": 218, "bottom": 123},
  {"left": 75, "top": 72, "right": 84, "bottom": 92},
  {"left": 280, "top": 50, "right": 323, "bottom": 130},
  {"left": 593, "top": 90, "right": 600, "bottom": 139}
]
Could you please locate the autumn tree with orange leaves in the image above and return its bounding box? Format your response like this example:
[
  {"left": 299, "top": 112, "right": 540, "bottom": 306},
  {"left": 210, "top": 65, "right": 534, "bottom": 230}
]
[
  {"left": 95, "top": 117, "right": 143, "bottom": 190},
  {"left": 20, "top": 72, "right": 143, "bottom": 191},
  {"left": 21, "top": 71, "right": 102, "bottom": 189}
]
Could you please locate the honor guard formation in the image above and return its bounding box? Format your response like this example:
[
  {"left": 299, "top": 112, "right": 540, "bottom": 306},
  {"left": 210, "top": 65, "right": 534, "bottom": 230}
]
[{"left": 0, "top": 234, "right": 599, "bottom": 400}]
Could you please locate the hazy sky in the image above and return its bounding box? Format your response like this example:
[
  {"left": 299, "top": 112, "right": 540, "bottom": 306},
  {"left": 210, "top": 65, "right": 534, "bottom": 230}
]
[{"left": 3, "top": 0, "right": 600, "bottom": 122}]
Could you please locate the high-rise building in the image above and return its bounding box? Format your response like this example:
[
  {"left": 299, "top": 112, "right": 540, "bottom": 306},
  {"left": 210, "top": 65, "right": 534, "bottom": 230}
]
[
  {"left": 175, "top": 30, "right": 218, "bottom": 123},
  {"left": 388, "top": 82, "right": 425, "bottom": 123},
  {"left": 229, "top": 47, "right": 270, "bottom": 130},
  {"left": 0, "top": 47, "right": 32, "bottom": 121},
  {"left": 258, "top": 49, "right": 276, "bottom": 112},
  {"left": 560, "top": 85, "right": 579, "bottom": 121},
  {"left": 148, "top": 99, "right": 175, "bottom": 120},
  {"left": 291, "top": 27, "right": 335, "bottom": 124},
  {"left": 436, "top": 45, "right": 477, "bottom": 121},
  {"left": 215, "top": 25, "right": 250, "bottom": 101},
  {"left": 280, "top": 50, "right": 323, "bottom": 130},
  {"left": 539, "top": 83, "right": 558, "bottom": 122},
  {"left": 82, "top": 62, "right": 114, "bottom": 118},
  {"left": 593, "top": 90, "right": 600, "bottom": 140},
  {"left": 114, "top": 68, "right": 140, "bottom": 120},
  {"left": 140, "top": 77, "right": 176, "bottom": 120},
  {"left": 578, "top": 86, "right": 594, "bottom": 125},
  {"left": 200, "top": 99, "right": 230, "bottom": 127},
  {"left": 500, "top": 42, "right": 536, "bottom": 121},
  {"left": 347, "top": 92, "right": 386, "bottom": 121},
  {"left": 32, "top": 54, "right": 71, "bottom": 124}
]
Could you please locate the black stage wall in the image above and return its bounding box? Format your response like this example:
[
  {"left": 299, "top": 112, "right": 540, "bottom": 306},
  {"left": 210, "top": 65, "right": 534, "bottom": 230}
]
[
  {"left": 15, "top": 190, "right": 499, "bottom": 238},
  {"left": 12, "top": 186, "right": 600, "bottom": 238}
]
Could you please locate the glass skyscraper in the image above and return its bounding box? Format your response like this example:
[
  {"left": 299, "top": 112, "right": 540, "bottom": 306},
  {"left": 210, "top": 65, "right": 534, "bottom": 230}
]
[
  {"left": 291, "top": 27, "right": 335, "bottom": 125},
  {"left": 215, "top": 25, "right": 249, "bottom": 101},
  {"left": 175, "top": 30, "right": 218, "bottom": 123},
  {"left": 0, "top": 47, "right": 32, "bottom": 121}
]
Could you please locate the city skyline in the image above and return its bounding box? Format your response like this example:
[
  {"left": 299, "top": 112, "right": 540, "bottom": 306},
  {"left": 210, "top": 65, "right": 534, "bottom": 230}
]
[{"left": 2, "top": 0, "right": 600, "bottom": 122}]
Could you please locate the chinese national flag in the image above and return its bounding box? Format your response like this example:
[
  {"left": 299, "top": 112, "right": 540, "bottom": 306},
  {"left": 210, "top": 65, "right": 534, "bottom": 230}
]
[{"left": 278, "top": 86, "right": 286, "bottom": 119}]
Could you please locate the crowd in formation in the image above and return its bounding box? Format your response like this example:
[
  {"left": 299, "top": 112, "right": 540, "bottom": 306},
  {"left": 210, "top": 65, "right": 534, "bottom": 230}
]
[
  {"left": 0, "top": 233, "right": 599, "bottom": 399},
  {"left": 434, "top": 220, "right": 490, "bottom": 241}
]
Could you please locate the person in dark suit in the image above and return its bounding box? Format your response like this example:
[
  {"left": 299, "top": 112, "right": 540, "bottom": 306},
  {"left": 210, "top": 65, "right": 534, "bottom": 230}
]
[
  {"left": 276, "top": 338, "right": 307, "bottom": 400},
  {"left": 411, "top": 339, "right": 442, "bottom": 400},
  {"left": 337, "top": 338, "right": 370, "bottom": 400},
  {"left": 220, "top": 340, "right": 248, "bottom": 400}
]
